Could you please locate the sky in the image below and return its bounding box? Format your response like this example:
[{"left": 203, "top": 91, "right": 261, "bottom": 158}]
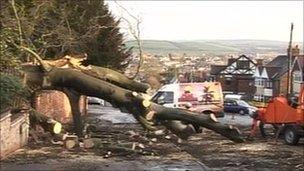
[{"left": 106, "top": 1, "right": 304, "bottom": 42}]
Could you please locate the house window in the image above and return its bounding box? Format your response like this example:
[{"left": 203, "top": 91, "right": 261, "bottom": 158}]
[
  {"left": 293, "top": 71, "right": 302, "bottom": 82},
  {"left": 262, "top": 79, "right": 266, "bottom": 86},
  {"left": 225, "top": 80, "right": 232, "bottom": 85},
  {"left": 257, "top": 78, "right": 265, "bottom": 86},
  {"left": 225, "top": 77, "right": 232, "bottom": 85},
  {"left": 237, "top": 61, "right": 250, "bottom": 69},
  {"left": 265, "top": 81, "right": 272, "bottom": 88},
  {"left": 255, "top": 78, "right": 262, "bottom": 86}
]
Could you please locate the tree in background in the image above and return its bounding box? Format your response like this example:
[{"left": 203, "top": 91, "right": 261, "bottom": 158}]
[{"left": 1, "top": 0, "right": 132, "bottom": 71}]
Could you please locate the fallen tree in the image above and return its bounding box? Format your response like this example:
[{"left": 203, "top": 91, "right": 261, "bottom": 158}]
[
  {"left": 23, "top": 66, "right": 243, "bottom": 143},
  {"left": 20, "top": 49, "right": 244, "bottom": 143}
]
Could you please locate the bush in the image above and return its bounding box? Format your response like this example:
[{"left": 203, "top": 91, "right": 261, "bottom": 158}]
[{"left": 0, "top": 73, "right": 29, "bottom": 111}]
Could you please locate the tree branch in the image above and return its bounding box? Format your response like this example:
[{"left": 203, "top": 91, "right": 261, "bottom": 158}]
[
  {"left": 19, "top": 45, "right": 52, "bottom": 72},
  {"left": 10, "top": 0, "right": 23, "bottom": 45},
  {"left": 114, "top": 1, "right": 143, "bottom": 80}
]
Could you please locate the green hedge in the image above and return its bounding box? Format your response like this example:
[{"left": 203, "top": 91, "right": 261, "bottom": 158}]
[{"left": 0, "top": 73, "right": 29, "bottom": 111}]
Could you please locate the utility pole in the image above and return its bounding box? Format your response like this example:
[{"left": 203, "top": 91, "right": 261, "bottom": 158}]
[{"left": 286, "top": 23, "right": 293, "bottom": 97}]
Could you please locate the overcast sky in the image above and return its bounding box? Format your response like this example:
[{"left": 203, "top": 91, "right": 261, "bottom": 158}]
[{"left": 106, "top": 1, "right": 303, "bottom": 42}]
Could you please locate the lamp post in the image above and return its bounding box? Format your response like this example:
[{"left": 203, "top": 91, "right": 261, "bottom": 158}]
[{"left": 286, "top": 23, "right": 293, "bottom": 97}]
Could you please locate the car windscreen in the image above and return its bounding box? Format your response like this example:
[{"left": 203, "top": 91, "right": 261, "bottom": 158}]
[{"left": 237, "top": 100, "right": 250, "bottom": 107}]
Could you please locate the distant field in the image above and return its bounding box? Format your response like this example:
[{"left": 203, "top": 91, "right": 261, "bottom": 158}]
[{"left": 126, "top": 39, "right": 303, "bottom": 56}]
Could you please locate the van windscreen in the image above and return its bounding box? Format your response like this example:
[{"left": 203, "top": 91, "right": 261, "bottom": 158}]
[{"left": 151, "top": 91, "right": 174, "bottom": 104}]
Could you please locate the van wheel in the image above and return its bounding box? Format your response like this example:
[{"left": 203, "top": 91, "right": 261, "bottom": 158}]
[
  {"left": 284, "top": 127, "right": 300, "bottom": 145},
  {"left": 239, "top": 109, "right": 245, "bottom": 115}
]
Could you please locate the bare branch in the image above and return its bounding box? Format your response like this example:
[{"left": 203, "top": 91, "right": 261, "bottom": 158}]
[
  {"left": 10, "top": 0, "right": 23, "bottom": 45},
  {"left": 19, "top": 45, "right": 52, "bottom": 72},
  {"left": 114, "top": 1, "right": 143, "bottom": 80}
]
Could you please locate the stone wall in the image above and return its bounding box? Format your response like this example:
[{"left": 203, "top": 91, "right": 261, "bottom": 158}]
[
  {"left": 35, "top": 90, "right": 87, "bottom": 124},
  {"left": 0, "top": 110, "right": 29, "bottom": 160}
]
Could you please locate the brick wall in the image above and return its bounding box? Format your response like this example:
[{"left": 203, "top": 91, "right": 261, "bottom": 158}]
[
  {"left": 217, "top": 75, "right": 255, "bottom": 96},
  {"left": 237, "top": 78, "right": 255, "bottom": 95},
  {"left": 35, "top": 90, "right": 87, "bottom": 124},
  {"left": 0, "top": 110, "right": 29, "bottom": 160},
  {"left": 279, "top": 72, "right": 289, "bottom": 96}
]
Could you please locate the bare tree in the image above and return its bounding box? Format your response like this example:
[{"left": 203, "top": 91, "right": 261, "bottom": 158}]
[{"left": 114, "top": 1, "right": 143, "bottom": 79}]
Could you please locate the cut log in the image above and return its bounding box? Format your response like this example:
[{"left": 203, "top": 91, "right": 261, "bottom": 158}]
[
  {"left": 28, "top": 109, "right": 62, "bottom": 135},
  {"left": 64, "top": 135, "right": 78, "bottom": 149},
  {"left": 83, "top": 138, "right": 95, "bottom": 149},
  {"left": 65, "top": 140, "right": 76, "bottom": 149}
]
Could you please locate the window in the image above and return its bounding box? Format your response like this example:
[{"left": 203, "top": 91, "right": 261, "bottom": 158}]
[
  {"left": 237, "top": 100, "right": 250, "bottom": 107},
  {"left": 265, "top": 81, "right": 272, "bottom": 88},
  {"left": 152, "top": 91, "right": 174, "bottom": 104},
  {"left": 225, "top": 80, "right": 232, "bottom": 85},
  {"left": 293, "top": 72, "right": 302, "bottom": 82},
  {"left": 224, "top": 99, "right": 237, "bottom": 106},
  {"left": 225, "top": 77, "right": 232, "bottom": 85},
  {"left": 254, "top": 78, "right": 259, "bottom": 85},
  {"left": 255, "top": 78, "right": 265, "bottom": 86},
  {"left": 237, "top": 61, "right": 250, "bottom": 69}
]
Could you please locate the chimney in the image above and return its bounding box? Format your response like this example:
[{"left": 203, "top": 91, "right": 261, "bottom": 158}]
[
  {"left": 287, "top": 45, "right": 300, "bottom": 57},
  {"left": 227, "top": 58, "right": 236, "bottom": 65},
  {"left": 256, "top": 59, "right": 263, "bottom": 66}
]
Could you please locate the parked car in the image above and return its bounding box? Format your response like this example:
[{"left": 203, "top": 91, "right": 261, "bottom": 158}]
[
  {"left": 224, "top": 99, "right": 257, "bottom": 115},
  {"left": 88, "top": 97, "right": 104, "bottom": 105},
  {"left": 224, "top": 94, "right": 243, "bottom": 100}
]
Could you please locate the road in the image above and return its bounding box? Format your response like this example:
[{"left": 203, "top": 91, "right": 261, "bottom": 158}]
[
  {"left": 1, "top": 105, "right": 303, "bottom": 171},
  {"left": 87, "top": 104, "right": 253, "bottom": 126},
  {"left": 87, "top": 104, "right": 137, "bottom": 124}
]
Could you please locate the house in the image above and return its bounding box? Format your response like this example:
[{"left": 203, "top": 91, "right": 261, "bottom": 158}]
[
  {"left": 210, "top": 55, "right": 257, "bottom": 99},
  {"left": 253, "top": 58, "right": 284, "bottom": 101},
  {"left": 291, "top": 55, "right": 304, "bottom": 96},
  {"left": 253, "top": 45, "right": 302, "bottom": 101}
]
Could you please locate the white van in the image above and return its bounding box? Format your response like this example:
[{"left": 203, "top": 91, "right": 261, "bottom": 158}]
[{"left": 151, "top": 82, "right": 224, "bottom": 117}]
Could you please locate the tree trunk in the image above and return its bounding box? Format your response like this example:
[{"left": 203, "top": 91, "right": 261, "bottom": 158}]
[
  {"left": 63, "top": 88, "right": 83, "bottom": 137},
  {"left": 44, "top": 68, "right": 243, "bottom": 143},
  {"left": 82, "top": 66, "right": 150, "bottom": 93}
]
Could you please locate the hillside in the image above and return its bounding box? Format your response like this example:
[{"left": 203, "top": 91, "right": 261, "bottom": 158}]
[{"left": 126, "top": 39, "right": 303, "bottom": 56}]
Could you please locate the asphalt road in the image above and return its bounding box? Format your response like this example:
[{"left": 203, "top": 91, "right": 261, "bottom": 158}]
[{"left": 87, "top": 104, "right": 253, "bottom": 126}]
